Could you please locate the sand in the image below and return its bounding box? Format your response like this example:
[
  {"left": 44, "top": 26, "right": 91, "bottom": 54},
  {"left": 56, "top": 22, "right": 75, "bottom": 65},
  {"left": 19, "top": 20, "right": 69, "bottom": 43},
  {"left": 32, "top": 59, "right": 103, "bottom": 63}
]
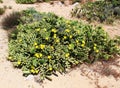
[{"left": 0, "top": 0, "right": 120, "bottom": 88}]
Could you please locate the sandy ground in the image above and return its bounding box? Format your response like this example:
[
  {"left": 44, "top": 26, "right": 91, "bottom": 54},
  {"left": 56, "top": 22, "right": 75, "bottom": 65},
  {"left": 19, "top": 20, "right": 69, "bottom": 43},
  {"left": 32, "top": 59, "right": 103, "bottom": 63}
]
[{"left": 0, "top": 0, "right": 120, "bottom": 88}]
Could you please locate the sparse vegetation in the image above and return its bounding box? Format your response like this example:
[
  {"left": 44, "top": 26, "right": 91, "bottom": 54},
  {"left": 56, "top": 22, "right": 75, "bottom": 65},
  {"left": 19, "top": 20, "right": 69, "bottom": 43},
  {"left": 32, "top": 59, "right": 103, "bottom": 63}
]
[
  {"left": 16, "top": 0, "right": 37, "bottom": 4},
  {"left": 0, "top": 0, "right": 3, "bottom": 3},
  {"left": 1, "top": 12, "right": 21, "bottom": 29},
  {"left": 71, "top": 0, "right": 120, "bottom": 24},
  {"left": 0, "top": 7, "right": 5, "bottom": 15}
]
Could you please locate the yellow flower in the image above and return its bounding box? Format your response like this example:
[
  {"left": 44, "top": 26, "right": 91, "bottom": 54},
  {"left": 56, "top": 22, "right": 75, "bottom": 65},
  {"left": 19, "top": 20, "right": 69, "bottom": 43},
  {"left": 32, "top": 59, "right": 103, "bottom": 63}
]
[
  {"left": 56, "top": 39, "right": 59, "bottom": 43},
  {"left": 68, "top": 44, "right": 72, "bottom": 49},
  {"left": 81, "top": 44, "right": 85, "bottom": 47},
  {"left": 52, "top": 29, "right": 57, "bottom": 33},
  {"left": 17, "top": 61, "right": 21, "bottom": 65},
  {"left": 34, "top": 42, "right": 37, "bottom": 46},
  {"left": 40, "top": 44, "right": 45, "bottom": 49},
  {"left": 35, "top": 53, "right": 39, "bottom": 58},
  {"left": 35, "top": 45, "right": 39, "bottom": 48},
  {"left": 35, "top": 70, "right": 39, "bottom": 74},
  {"left": 94, "top": 43, "right": 97, "bottom": 46},
  {"left": 53, "top": 34, "right": 57, "bottom": 38},
  {"left": 49, "top": 67, "right": 53, "bottom": 71},
  {"left": 68, "top": 25, "right": 70, "bottom": 27},
  {"left": 69, "top": 35, "right": 72, "bottom": 39},
  {"left": 36, "top": 28, "right": 40, "bottom": 31},
  {"left": 75, "top": 61, "right": 79, "bottom": 64},
  {"left": 48, "top": 55, "right": 52, "bottom": 59},
  {"left": 76, "top": 40, "right": 79, "bottom": 43},
  {"left": 19, "top": 39, "right": 22, "bottom": 42},
  {"left": 82, "top": 40, "right": 85, "bottom": 44},
  {"left": 39, "top": 53, "right": 43, "bottom": 57},
  {"left": 8, "top": 56, "right": 12, "bottom": 60},
  {"left": 93, "top": 46, "right": 97, "bottom": 50},
  {"left": 65, "top": 53, "right": 70, "bottom": 58},
  {"left": 45, "top": 37, "right": 49, "bottom": 40},
  {"left": 51, "top": 46, "right": 54, "bottom": 49},
  {"left": 30, "top": 69, "right": 35, "bottom": 73},
  {"left": 104, "top": 39, "right": 106, "bottom": 41},
  {"left": 95, "top": 50, "right": 99, "bottom": 53},
  {"left": 63, "top": 36, "right": 67, "bottom": 39},
  {"left": 66, "top": 20, "right": 70, "bottom": 24},
  {"left": 65, "top": 29, "right": 70, "bottom": 32}
]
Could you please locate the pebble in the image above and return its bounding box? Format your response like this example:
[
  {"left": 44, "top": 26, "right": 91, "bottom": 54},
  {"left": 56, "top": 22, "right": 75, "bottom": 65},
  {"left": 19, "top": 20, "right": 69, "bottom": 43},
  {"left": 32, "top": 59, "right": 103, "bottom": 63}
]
[{"left": 25, "top": 75, "right": 34, "bottom": 81}]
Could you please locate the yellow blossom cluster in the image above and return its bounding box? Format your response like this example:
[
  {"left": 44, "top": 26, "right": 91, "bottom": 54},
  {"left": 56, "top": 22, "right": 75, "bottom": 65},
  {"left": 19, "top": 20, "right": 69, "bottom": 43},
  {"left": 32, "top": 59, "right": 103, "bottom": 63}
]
[
  {"left": 40, "top": 44, "right": 45, "bottom": 49},
  {"left": 65, "top": 29, "right": 70, "bottom": 32},
  {"left": 63, "top": 36, "right": 67, "bottom": 39},
  {"left": 35, "top": 28, "right": 40, "bottom": 32},
  {"left": 65, "top": 53, "right": 70, "bottom": 58},
  {"left": 34, "top": 53, "right": 43, "bottom": 58},
  {"left": 52, "top": 29, "right": 57, "bottom": 33},
  {"left": 48, "top": 55, "right": 52, "bottom": 59},
  {"left": 81, "top": 40, "right": 85, "bottom": 47},
  {"left": 53, "top": 34, "right": 57, "bottom": 38},
  {"left": 93, "top": 43, "right": 99, "bottom": 53},
  {"left": 30, "top": 69, "right": 39, "bottom": 74}
]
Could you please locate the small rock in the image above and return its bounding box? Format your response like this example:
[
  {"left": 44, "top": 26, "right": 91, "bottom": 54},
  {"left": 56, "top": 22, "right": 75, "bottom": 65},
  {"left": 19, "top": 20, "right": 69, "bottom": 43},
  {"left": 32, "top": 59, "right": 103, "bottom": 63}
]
[
  {"left": 72, "top": 2, "right": 79, "bottom": 7},
  {"left": 25, "top": 75, "right": 34, "bottom": 81},
  {"left": 52, "top": 1, "right": 63, "bottom": 7}
]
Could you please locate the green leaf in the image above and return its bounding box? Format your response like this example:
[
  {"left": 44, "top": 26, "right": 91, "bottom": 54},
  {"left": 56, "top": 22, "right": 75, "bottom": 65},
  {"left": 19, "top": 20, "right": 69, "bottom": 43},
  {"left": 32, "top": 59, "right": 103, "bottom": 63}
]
[
  {"left": 39, "top": 59, "right": 45, "bottom": 64},
  {"left": 32, "top": 59, "right": 37, "bottom": 67}
]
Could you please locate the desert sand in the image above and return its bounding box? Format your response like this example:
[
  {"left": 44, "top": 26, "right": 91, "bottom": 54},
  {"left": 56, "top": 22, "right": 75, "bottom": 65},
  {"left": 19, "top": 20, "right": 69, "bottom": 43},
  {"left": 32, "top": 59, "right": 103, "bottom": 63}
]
[{"left": 0, "top": 0, "right": 120, "bottom": 88}]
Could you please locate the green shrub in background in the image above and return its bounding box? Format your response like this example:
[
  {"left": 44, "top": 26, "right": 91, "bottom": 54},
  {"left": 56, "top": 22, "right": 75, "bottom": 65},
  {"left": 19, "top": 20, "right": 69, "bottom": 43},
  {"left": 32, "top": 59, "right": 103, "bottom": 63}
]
[
  {"left": 0, "top": 7, "right": 5, "bottom": 15},
  {"left": 15, "top": 0, "right": 81, "bottom": 4},
  {"left": 71, "top": 0, "right": 120, "bottom": 24},
  {"left": 2, "top": 12, "right": 21, "bottom": 29},
  {"left": 8, "top": 8, "right": 120, "bottom": 81},
  {"left": 15, "top": 0, "right": 58, "bottom": 4},
  {"left": 0, "top": 0, "right": 3, "bottom": 3},
  {"left": 106, "top": 0, "right": 120, "bottom": 7},
  {"left": 16, "top": 0, "right": 37, "bottom": 4}
]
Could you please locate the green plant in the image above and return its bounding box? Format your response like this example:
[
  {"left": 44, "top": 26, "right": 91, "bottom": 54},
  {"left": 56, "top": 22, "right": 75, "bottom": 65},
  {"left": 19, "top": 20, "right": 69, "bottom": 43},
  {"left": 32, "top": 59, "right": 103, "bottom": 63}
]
[
  {"left": 3, "top": 5, "right": 7, "bottom": 9},
  {"left": 72, "top": 0, "right": 80, "bottom": 3},
  {"left": 0, "top": 0, "right": 3, "bottom": 3},
  {"left": 0, "top": 7, "right": 5, "bottom": 15},
  {"left": 8, "top": 6, "right": 12, "bottom": 9},
  {"left": 114, "top": 36, "right": 120, "bottom": 45},
  {"left": 16, "top": 0, "right": 37, "bottom": 4},
  {"left": 1, "top": 12, "right": 21, "bottom": 29},
  {"left": 106, "top": 0, "right": 120, "bottom": 7},
  {"left": 43, "top": 0, "right": 51, "bottom": 2},
  {"left": 71, "top": 0, "right": 120, "bottom": 23},
  {"left": 8, "top": 9, "right": 120, "bottom": 81}
]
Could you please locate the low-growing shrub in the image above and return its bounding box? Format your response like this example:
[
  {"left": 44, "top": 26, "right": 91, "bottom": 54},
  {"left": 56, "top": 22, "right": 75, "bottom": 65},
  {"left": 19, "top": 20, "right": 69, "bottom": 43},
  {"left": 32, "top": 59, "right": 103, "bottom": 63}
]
[
  {"left": 15, "top": 0, "right": 56, "bottom": 4},
  {"left": 0, "top": 0, "right": 3, "bottom": 3},
  {"left": 1, "top": 12, "right": 21, "bottom": 29},
  {"left": 71, "top": 0, "right": 120, "bottom": 23},
  {"left": 8, "top": 9, "right": 120, "bottom": 81},
  {"left": 16, "top": 0, "right": 37, "bottom": 4},
  {"left": 15, "top": 0, "right": 81, "bottom": 4},
  {"left": 0, "top": 7, "right": 5, "bottom": 15}
]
